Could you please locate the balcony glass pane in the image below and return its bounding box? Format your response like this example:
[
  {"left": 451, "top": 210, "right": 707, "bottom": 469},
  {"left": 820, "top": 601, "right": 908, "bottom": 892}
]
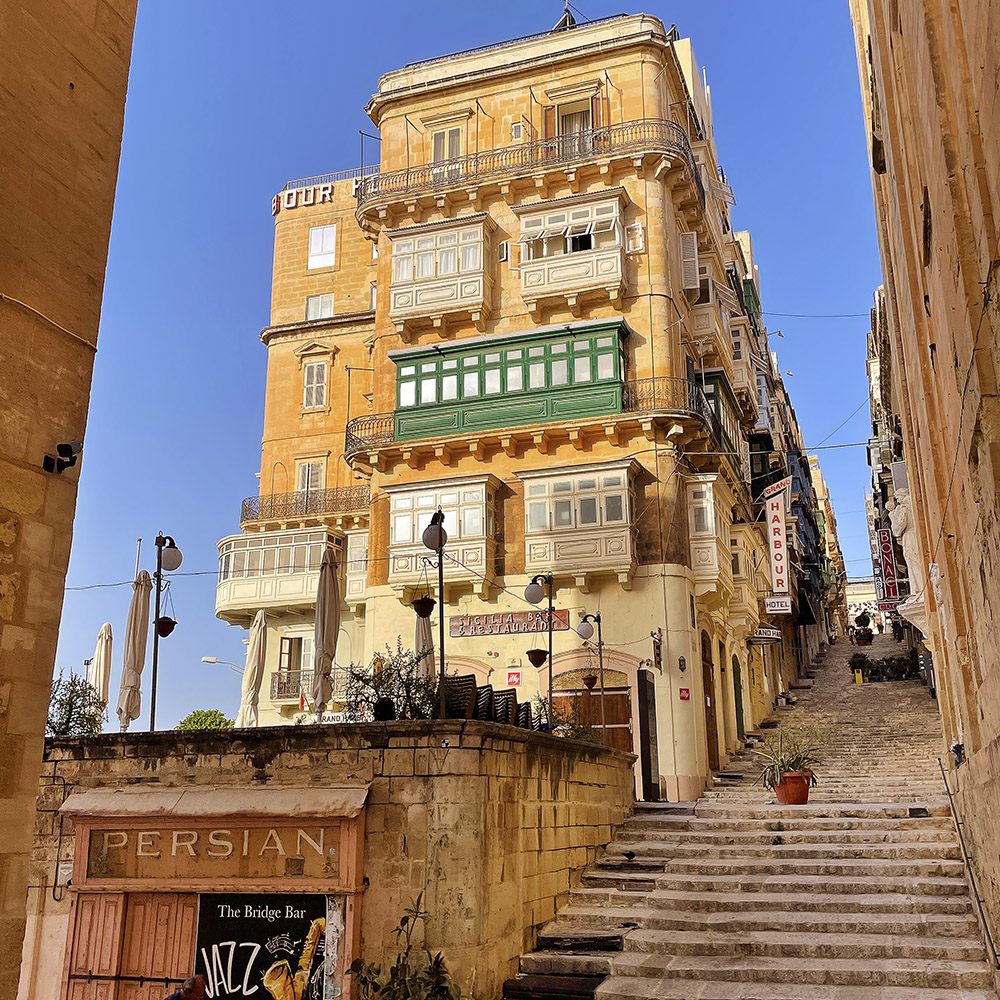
[
  {"left": 579, "top": 497, "right": 598, "bottom": 524},
  {"left": 529, "top": 363, "right": 545, "bottom": 388},
  {"left": 439, "top": 248, "right": 457, "bottom": 274},
  {"left": 399, "top": 381, "right": 416, "bottom": 407},
  {"left": 463, "top": 508, "right": 482, "bottom": 536},
  {"left": 442, "top": 375, "right": 458, "bottom": 400},
  {"left": 574, "top": 356, "right": 591, "bottom": 382},
  {"left": 461, "top": 245, "right": 480, "bottom": 270},
  {"left": 416, "top": 253, "right": 434, "bottom": 277},
  {"left": 485, "top": 369, "right": 501, "bottom": 394},
  {"left": 528, "top": 502, "right": 547, "bottom": 530},
  {"left": 292, "top": 546, "right": 306, "bottom": 572},
  {"left": 420, "top": 378, "right": 437, "bottom": 404},
  {"left": 463, "top": 371, "right": 479, "bottom": 397},
  {"left": 507, "top": 366, "right": 523, "bottom": 391},
  {"left": 551, "top": 360, "right": 568, "bottom": 385},
  {"left": 554, "top": 500, "right": 572, "bottom": 527},
  {"left": 597, "top": 354, "right": 614, "bottom": 380},
  {"left": 605, "top": 495, "right": 624, "bottom": 522},
  {"left": 392, "top": 514, "right": 412, "bottom": 543},
  {"left": 485, "top": 353, "right": 501, "bottom": 363},
  {"left": 394, "top": 258, "right": 412, "bottom": 281}
]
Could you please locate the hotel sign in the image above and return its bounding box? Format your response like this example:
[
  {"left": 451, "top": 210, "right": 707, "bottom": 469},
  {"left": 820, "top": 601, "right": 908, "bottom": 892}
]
[
  {"left": 271, "top": 183, "right": 337, "bottom": 216},
  {"left": 763, "top": 476, "right": 792, "bottom": 595},
  {"left": 450, "top": 610, "right": 570, "bottom": 637},
  {"left": 86, "top": 825, "right": 341, "bottom": 881},
  {"left": 764, "top": 596, "right": 793, "bottom": 615},
  {"left": 748, "top": 626, "right": 783, "bottom": 646}
]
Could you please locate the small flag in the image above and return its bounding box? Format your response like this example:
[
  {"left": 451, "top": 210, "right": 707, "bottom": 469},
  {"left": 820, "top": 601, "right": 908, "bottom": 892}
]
[{"left": 299, "top": 692, "right": 306, "bottom": 711}]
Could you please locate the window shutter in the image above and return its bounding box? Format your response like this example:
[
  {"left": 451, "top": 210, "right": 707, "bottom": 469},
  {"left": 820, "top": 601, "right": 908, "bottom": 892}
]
[
  {"left": 590, "top": 93, "right": 601, "bottom": 128},
  {"left": 448, "top": 127, "right": 461, "bottom": 159},
  {"left": 314, "top": 363, "right": 326, "bottom": 407},
  {"left": 680, "top": 232, "right": 700, "bottom": 290},
  {"left": 432, "top": 130, "right": 445, "bottom": 163},
  {"left": 542, "top": 106, "right": 556, "bottom": 138},
  {"left": 625, "top": 222, "right": 644, "bottom": 253},
  {"left": 686, "top": 355, "right": 697, "bottom": 383}
]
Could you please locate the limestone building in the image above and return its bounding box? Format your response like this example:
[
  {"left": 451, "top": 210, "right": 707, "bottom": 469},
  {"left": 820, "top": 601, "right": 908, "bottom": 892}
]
[
  {"left": 850, "top": 0, "right": 1000, "bottom": 931},
  {"left": 218, "top": 14, "right": 843, "bottom": 800},
  {"left": 0, "top": 1, "right": 136, "bottom": 992}
]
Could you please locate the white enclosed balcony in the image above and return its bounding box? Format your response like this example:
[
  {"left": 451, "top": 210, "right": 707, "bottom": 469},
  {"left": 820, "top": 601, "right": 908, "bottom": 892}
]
[{"left": 215, "top": 529, "right": 343, "bottom": 626}]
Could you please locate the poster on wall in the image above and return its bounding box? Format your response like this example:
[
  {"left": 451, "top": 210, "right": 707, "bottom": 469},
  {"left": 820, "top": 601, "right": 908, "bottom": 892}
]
[{"left": 195, "top": 893, "right": 345, "bottom": 999}]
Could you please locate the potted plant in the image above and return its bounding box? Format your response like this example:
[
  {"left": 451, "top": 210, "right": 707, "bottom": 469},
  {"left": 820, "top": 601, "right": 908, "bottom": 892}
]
[
  {"left": 751, "top": 731, "right": 822, "bottom": 804},
  {"left": 855, "top": 627, "right": 874, "bottom": 647}
]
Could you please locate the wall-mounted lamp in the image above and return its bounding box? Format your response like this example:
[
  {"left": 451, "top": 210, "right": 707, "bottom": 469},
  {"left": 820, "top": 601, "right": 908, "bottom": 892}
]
[{"left": 678, "top": 656, "right": 687, "bottom": 673}]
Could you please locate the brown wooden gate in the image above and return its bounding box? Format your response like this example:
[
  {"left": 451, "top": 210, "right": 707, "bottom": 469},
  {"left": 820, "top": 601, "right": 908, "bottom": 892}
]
[
  {"left": 65, "top": 892, "right": 197, "bottom": 1000},
  {"left": 552, "top": 685, "right": 632, "bottom": 752},
  {"left": 701, "top": 630, "right": 720, "bottom": 771}
]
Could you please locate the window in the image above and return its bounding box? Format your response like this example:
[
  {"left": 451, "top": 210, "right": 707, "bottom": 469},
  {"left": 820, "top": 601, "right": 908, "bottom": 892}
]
[
  {"left": 218, "top": 530, "right": 333, "bottom": 583},
  {"left": 518, "top": 201, "right": 621, "bottom": 261},
  {"left": 522, "top": 470, "right": 631, "bottom": 533},
  {"left": 302, "top": 362, "right": 327, "bottom": 409},
  {"left": 730, "top": 538, "right": 741, "bottom": 576},
  {"left": 307, "top": 225, "right": 336, "bottom": 269},
  {"left": 372, "top": 241, "right": 379, "bottom": 260},
  {"left": 278, "top": 635, "right": 313, "bottom": 675},
  {"left": 432, "top": 126, "right": 462, "bottom": 163},
  {"left": 391, "top": 226, "right": 483, "bottom": 284},
  {"left": 390, "top": 484, "right": 495, "bottom": 547},
  {"left": 305, "top": 294, "right": 333, "bottom": 321},
  {"left": 395, "top": 332, "right": 622, "bottom": 409},
  {"left": 369, "top": 282, "right": 377, "bottom": 311},
  {"left": 689, "top": 485, "right": 714, "bottom": 536},
  {"left": 296, "top": 460, "right": 324, "bottom": 492}
]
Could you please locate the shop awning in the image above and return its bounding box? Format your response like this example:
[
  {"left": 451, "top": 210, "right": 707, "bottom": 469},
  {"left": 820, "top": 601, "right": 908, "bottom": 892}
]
[{"left": 60, "top": 784, "right": 371, "bottom": 820}]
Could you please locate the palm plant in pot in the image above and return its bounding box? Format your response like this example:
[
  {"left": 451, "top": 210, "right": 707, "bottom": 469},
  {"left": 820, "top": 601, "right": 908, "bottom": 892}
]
[{"left": 751, "top": 730, "right": 822, "bottom": 804}]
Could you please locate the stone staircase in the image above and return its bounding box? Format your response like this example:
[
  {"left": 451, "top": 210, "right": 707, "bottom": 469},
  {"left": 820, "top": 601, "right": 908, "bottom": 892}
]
[{"left": 504, "top": 634, "right": 1000, "bottom": 999}]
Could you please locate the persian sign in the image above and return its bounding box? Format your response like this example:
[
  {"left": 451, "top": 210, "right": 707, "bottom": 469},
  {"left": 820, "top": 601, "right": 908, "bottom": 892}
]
[
  {"left": 877, "top": 528, "right": 901, "bottom": 603},
  {"left": 764, "top": 596, "right": 792, "bottom": 615},
  {"left": 196, "top": 893, "right": 345, "bottom": 1000},
  {"left": 450, "top": 610, "right": 570, "bottom": 637},
  {"left": 86, "top": 825, "right": 341, "bottom": 881}
]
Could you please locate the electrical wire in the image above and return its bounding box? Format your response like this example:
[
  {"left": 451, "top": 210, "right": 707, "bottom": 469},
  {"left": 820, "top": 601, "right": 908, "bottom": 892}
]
[
  {"left": 763, "top": 310, "right": 870, "bottom": 319},
  {"left": 811, "top": 399, "right": 870, "bottom": 448}
]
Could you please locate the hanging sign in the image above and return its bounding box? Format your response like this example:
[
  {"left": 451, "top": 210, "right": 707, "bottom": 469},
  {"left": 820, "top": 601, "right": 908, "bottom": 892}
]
[
  {"left": 450, "top": 610, "right": 570, "bottom": 637},
  {"left": 877, "top": 528, "right": 901, "bottom": 603},
  {"left": 766, "top": 493, "right": 788, "bottom": 595},
  {"left": 764, "top": 596, "right": 792, "bottom": 615},
  {"left": 762, "top": 475, "right": 793, "bottom": 500},
  {"left": 195, "top": 893, "right": 345, "bottom": 1000},
  {"left": 747, "top": 626, "right": 782, "bottom": 646}
]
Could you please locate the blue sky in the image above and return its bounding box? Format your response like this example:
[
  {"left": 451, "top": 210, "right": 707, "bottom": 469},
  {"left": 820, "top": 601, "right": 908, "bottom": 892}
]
[{"left": 58, "top": 1, "right": 882, "bottom": 729}]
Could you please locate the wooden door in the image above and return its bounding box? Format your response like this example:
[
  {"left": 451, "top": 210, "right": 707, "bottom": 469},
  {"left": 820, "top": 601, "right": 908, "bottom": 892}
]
[
  {"left": 732, "top": 655, "right": 746, "bottom": 740},
  {"left": 636, "top": 670, "right": 660, "bottom": 801},
  {"left": 65, "top": 892, "right": 197, "bottom": 1000},
  {"left": 701, "top": 630, "right": 720, "bottom": 771},
  {"left": 65, "top": 893, "right": 125, "bottom": 1000},
  {"left": 553, "top": 685, "right": 631, "bottom": 752},
  {"left": 118, "top": 893, "right": 198, "bottom": 1000}
]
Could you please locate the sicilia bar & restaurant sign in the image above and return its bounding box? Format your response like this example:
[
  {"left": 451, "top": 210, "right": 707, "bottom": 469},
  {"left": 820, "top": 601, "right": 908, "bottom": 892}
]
[
  {"left": 450, "top": 609, "right": 570, "bottom": 637},
  {"left": 87, "top": 823, "right": 342, "bottom": 881}
]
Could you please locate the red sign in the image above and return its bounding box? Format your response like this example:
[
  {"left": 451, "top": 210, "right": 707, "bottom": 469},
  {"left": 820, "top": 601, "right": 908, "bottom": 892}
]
[
  {"left": 767, "top": 495, "right": 788, "bottom": 594},
  {"left": 877, "top": 529, "right": 899, "bottom": 601},
  {"left": 679, "top": 688, "right": 691, "bottom": 701},
  {"left": 506, "top": 670, "right": 522, "bottom": 687}
]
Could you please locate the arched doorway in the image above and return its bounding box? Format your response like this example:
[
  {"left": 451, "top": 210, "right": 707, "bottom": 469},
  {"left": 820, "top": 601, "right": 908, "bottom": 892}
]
[{"left": 701, "top": 630, "right": 720, "bottom": 771}]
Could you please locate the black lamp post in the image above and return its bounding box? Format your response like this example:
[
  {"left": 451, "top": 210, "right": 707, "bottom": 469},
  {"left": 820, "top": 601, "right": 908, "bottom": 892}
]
[
  {"left": 150, "top": 532, "right": 182, "bottom": 731},
  {"left": 524, "top": 573, "right": 555, "bottom": 723},
  {"left": 578, "top": 612, "right": 606, "bottom": 740},
  {"left": 421, "top": 510, "right": 447, "bottom": 720}
]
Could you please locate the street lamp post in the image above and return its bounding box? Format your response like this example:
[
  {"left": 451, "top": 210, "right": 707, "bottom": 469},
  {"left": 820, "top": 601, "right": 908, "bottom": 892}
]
[
  {"left": 422, "top": 510, "right": 448, "bottom": 720},
  {"left": 150, "top": 532, "right": 182, "bottom": 731},
  {"left": 578, "top": 612, "right": 606, "bottom": 740},
  {"left": 525, "top": 573, "right": 555, "bottom": 724},
  {"left": 201, "top": 657, "right": 242, "bottom": 674}
]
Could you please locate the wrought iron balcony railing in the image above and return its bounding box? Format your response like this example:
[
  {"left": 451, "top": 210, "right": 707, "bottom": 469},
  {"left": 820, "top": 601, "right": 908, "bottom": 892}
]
[
  {"left": 356, "top": 119, "right": 703, "bottom": 210},
  {"left": 270, "top": 670, "right": 313, "bottom": 701},
  {"left": 344, "top": 377, "right": 720, "bottom": 457},
  {"left": 622, "top": 376, "right": 722, "bottom": 442},
  {"left": 241, "top": 486, "right": 371, "bottom": 524}
]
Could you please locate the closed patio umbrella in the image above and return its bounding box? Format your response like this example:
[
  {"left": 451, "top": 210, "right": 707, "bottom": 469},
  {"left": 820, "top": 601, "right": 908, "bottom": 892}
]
[
  {"left": 88, "top": 623, "right": 113, "bottom": 703},
  {"left": 116, "top": 571, "right": 152, "bottom": 732},
  {"left": 415, "top": 614, "right": 435, "bottom": 678},
  {"left": 311, "top": 549, "right": 340, "bottom": 718},
  {"left": 235, "top": 610, "right": 267, "bottom": 728}
]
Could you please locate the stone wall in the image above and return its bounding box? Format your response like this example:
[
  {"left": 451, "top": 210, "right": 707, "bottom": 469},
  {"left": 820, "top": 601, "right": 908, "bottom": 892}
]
[
  {"left": 20, "top": 720, "right": 635, "bottom": 1000},
  {"left": 0, "top": 2, "right": 136, "bottom": 993}
]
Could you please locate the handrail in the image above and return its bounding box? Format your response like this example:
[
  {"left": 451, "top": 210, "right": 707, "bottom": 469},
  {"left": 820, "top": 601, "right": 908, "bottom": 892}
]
[
  {"left": 282, "top": 165, "right": 378, "bottom": 191},
  {"left": 241, "top": 486, "right": 371, "bottom": 523},
  {"left": 356, "top": 119, "right": 703, "bottom": 210},
  {"left": 938, "top": 757, "right": 1000, "bottom": 969}
]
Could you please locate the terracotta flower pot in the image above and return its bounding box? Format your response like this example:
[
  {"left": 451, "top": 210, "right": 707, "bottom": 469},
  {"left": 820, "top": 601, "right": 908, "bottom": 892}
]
[{"left": 774, "top": 771, "right": 813, "bottom": 805}]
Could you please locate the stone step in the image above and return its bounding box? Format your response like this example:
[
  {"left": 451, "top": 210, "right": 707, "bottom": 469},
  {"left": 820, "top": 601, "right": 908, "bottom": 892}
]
[
  {"left": 597, "top": 973, "right": 998, "bottom": 1000},
  {"left": 617, "top": 816, "right": 954, "bottom": 833},
  {"left": 548, "top": 905, "right": 982, "bottom": 938},
  {"left": 569, "top": 887, "right": 974, "bottom": 914},
  {"left": 692, "top": 803, "right": 951, "bottom": 820},
  {"left": 627, "top": 857, "right": 966, "bottom": 879},
  {"left": 503, "top": 973, "right": 606, "bottom": 1000},
  {"left": 621, "top": 928, "right": 987, "bottom": 962},
  {"left": 605, "top": 841, "right": 963, "bottom": 861},
  {"left": 604, "top": 954, "right": 995, "bottom": 990},
  {"left": 609, "top": 826, "right": 958, "bottom": 844}
]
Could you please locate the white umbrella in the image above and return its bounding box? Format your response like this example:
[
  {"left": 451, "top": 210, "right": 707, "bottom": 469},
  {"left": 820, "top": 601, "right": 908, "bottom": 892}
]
[
  {"left": 415, "top": 615, "right": 435, "bottom": 678},
  {"left": 235, "top": 610, "right": 267, "bottom": 728},
  {"left": 116, "top": 571, "right": 152, "bottom": 732},
  {"left": 88, "top": 623, "right": 113, "bottom": 703},
  {"left": 311, "top": 549, "right": 340, "bottom": 718}
]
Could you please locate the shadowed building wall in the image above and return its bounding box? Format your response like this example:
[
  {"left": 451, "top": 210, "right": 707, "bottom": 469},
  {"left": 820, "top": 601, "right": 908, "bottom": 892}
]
[{"left": 0, "top": 1, "right": 136, "bottom": 991}]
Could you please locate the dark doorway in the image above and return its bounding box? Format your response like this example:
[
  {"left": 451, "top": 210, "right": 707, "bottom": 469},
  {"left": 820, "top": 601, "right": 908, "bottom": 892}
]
[
  {"left": 732, "top": 654, "right": 745, "bottom": 740},
  {"left": 637, "top": 669, "right": 660, "bottom": 801},
  {"left": 701, "top": 630, "right": 720, "bottom": 771}
]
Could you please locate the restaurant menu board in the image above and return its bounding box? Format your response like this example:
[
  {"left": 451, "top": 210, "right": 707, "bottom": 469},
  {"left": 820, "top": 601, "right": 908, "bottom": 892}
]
[{"left": 196, "top": 894, "right": 344, "bottom": 999}]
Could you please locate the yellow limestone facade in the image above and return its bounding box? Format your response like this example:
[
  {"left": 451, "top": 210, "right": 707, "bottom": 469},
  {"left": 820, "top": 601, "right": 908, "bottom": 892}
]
[{"left": 218, "top": 15, "right": 838, "bottom": 801}]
